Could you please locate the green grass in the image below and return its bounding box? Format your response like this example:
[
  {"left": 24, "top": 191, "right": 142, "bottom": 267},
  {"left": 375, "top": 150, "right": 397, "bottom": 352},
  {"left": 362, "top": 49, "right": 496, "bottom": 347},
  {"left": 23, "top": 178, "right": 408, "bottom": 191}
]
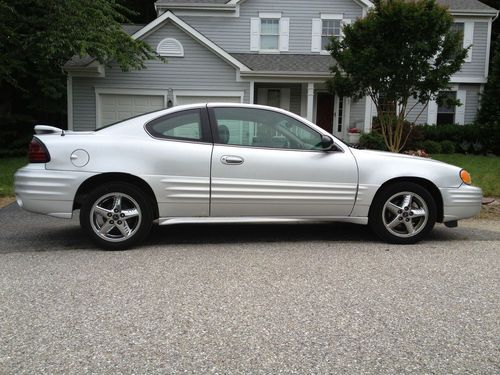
[
  {"left": 432, "top": 154, "right": 500, "bottom": 197},
  {"left": 0, "top": 154, "right": 498, "bottom": 197},
  {"left": 0, "top": 157, "right": 27, "bottom": 196}
]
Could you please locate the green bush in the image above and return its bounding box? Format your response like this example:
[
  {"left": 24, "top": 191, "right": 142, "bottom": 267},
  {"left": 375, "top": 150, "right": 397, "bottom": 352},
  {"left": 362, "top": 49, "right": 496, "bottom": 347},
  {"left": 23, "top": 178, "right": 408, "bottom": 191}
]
[
  {"left": 420, "top": 140, "right": 442, "bottom": 154},
  {"left": 359, "top": 132, "right": 387, "bottom": 151},
  {"left": 440, "top": 140, "right": 456, "bottom": 154}
]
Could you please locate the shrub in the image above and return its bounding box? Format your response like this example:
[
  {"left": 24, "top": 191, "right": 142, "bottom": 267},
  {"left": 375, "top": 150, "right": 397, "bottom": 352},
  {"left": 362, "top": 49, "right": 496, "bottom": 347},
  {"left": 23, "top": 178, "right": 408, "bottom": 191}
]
[
  {"left": 420, "top": 140, "right": 442, "bottom": 154},
  {"left": 440, "top": 140, "right": 456, "bottom": 154},
  {"left": 359, "top": 132, "right": 388, "bottom": 151}
]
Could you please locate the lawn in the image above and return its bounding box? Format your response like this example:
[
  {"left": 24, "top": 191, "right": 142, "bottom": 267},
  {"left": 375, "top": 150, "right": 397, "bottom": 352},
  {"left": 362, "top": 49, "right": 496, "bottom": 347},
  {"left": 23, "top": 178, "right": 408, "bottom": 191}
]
[
  {"left": 0, "top": 154, "right": 498, "bottom": 197},
  {"left": 432, "top": 154, "right": 500, "bottom": 197},
  {"left": 0, "top": 157, "right": 27, "bottom": 196}
]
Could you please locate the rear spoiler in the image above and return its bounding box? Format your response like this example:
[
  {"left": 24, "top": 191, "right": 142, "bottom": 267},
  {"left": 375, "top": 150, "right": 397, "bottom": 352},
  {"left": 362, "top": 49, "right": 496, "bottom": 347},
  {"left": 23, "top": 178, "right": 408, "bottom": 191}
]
[{"left": 34, "top": 125, "right": 65, "bottom": 136}]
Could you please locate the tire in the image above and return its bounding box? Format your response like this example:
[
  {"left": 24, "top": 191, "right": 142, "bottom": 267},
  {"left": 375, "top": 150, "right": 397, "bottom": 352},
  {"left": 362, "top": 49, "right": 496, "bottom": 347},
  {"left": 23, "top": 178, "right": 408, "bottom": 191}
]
[
  {"left": 80, "top": 182, "right": 153, "bottom": 250},
  {"left": 369, "top": 182, "right": 437, "bottom": 244}
]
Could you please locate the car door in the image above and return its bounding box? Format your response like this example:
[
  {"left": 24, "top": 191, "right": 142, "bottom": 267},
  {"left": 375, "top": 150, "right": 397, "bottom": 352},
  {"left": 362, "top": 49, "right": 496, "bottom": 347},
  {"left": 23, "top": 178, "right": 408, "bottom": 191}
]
[
  {"left": 143, "top": 108, "right": 213, "bottom": 217},
  {"left": 208, "top": 105, "right": 358, "bottom": 217}
]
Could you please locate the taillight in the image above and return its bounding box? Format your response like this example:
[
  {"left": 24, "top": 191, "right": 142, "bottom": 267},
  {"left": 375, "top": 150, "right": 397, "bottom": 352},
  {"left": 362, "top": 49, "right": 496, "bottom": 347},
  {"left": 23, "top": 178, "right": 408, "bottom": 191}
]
[{"left": 28, "top": 138, "right": 51, "bottom": 163}]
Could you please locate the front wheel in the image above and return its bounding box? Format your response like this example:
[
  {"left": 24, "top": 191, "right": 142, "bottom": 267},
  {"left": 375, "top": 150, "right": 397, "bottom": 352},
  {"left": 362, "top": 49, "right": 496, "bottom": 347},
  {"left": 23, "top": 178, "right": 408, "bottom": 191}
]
[
  {"left": 369, "top": 182, "right": 437, "bottom": 244},
  {"left": 80, "top": 183, "right": 153, "bottom": 250}
]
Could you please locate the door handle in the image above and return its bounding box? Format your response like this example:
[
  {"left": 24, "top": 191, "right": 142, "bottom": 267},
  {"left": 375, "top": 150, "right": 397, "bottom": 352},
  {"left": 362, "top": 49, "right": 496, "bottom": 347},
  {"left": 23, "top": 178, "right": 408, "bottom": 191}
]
[{"left": 221, "top": 155, "right": 244, "bottom": 165}]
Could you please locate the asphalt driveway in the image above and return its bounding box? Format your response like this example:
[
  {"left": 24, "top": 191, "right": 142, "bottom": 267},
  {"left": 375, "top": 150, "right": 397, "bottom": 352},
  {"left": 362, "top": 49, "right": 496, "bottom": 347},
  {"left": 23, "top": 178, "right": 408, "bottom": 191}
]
[{"left": 0, "top": 203, "right": 499, "bottom": 374}]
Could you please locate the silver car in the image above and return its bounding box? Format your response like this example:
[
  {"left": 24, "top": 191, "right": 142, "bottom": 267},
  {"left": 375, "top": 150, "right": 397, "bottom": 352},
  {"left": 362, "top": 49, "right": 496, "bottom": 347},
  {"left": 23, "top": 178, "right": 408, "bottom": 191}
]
[{"left": 15, "top": 103, "right": 482, "bottom": 249}]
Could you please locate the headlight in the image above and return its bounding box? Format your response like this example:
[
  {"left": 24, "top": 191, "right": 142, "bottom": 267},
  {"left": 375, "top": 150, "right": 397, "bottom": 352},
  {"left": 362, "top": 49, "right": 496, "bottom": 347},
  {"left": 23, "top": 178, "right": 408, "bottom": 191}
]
[{"left": 460, "top": 169, "right": 472, "bottom": 185}]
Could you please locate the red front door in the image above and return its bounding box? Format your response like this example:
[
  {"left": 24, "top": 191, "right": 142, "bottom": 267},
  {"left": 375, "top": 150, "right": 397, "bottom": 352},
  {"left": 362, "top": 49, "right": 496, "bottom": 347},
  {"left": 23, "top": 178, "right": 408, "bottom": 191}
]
[{"left": 315, "top": 93, "right": 334, "bottom": 133}]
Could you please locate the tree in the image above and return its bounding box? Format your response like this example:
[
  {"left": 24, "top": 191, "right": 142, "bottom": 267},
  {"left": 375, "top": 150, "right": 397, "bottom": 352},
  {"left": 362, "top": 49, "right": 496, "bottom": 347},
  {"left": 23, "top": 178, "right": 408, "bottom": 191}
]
[
  {"left": 0, "top": 0, "right": 159, "bottom": 129},
  {"left": 477, "top": 35, "right": 500, "bottom": 125},
  {"left": 327, "top": 0, "right": 468, "bottom": 152}
]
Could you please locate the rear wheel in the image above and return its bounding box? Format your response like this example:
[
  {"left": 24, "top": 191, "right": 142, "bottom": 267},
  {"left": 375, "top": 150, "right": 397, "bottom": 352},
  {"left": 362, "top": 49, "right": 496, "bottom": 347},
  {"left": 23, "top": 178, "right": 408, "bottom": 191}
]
[
  {"left": 369, "top": 182, "right": 437, "bottom": 244},
  {"left": 80, "top": 183, "right": 153, "bottom": 250}
]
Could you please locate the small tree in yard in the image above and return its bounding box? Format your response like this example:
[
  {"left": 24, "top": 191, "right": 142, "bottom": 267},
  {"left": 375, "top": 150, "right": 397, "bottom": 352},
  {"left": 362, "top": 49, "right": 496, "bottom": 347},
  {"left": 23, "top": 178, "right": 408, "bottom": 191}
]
[
  {"left": 477, "top": 35, "right": 500, "bottom": 126},
  {"left": 327, "top": 0, "right": 468, "bottom": 152}
]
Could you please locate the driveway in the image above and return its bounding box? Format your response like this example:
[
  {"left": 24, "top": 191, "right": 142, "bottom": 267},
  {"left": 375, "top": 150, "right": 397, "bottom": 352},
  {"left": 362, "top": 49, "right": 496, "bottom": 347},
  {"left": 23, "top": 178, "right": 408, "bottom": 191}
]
[{"left": 0, "top": 203, "right": 499, "bottom": 374}]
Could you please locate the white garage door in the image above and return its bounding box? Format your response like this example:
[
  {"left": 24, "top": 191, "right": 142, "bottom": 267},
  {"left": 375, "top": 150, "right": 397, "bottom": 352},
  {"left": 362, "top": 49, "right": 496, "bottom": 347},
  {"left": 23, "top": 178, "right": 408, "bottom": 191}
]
[
  {"left": 176, "top": 95, "right": 241, "bottom": 106},
  {"left": 99, "top": 94, "right": 164, "bottom": 127}
]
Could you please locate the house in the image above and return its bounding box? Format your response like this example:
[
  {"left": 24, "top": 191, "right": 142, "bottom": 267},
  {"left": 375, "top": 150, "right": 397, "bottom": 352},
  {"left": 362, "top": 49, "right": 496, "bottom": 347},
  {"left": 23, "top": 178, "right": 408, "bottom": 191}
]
[{"left": 64, "top": 0, "right": 499, "bottom": 140}]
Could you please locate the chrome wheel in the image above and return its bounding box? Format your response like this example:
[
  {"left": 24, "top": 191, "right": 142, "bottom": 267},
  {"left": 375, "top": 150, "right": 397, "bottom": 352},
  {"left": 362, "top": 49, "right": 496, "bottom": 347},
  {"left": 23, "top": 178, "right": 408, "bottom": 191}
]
[
  {"left": 90, "top": 192, "right": 142, "bottom": 243},
  {"left": 382, "top": 191, "right": 428, "bottom": 238}
]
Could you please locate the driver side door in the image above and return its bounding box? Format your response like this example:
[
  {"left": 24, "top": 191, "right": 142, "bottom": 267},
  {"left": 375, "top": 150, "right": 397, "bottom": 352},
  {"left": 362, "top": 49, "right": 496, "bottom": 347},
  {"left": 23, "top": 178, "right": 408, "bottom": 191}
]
[{"left": 208, "top": 106, "right": 358, "bottom": 217}]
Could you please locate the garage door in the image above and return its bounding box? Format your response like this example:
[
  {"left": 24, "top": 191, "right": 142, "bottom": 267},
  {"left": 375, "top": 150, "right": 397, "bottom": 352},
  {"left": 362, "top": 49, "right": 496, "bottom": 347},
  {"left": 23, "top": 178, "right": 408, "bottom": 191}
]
[
  {"left": 176, "top": 95, "right": 241, "bottom": 106},
  {"left": 99, "top": 94, "right": 164, "bottom": 127}
]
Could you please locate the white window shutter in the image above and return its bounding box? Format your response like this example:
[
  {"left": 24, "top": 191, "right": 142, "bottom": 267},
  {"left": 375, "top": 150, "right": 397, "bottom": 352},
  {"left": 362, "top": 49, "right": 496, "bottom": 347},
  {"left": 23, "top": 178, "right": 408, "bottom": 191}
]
[
  {"left": 250, "top": 18, "right": 260, "bottom": 52},
  {"left": 279, "top": 18, "right": 290, "bottom": 52},
  {"left": 280, "top": 88, "right": 291, "bottom": 110},
  {"left": 311, "top": 18, "right": 322, "bottom": 52},
  {"left": 463, "top": 21, "right": 474, "bottom": 62},
  {"left": 455, "top": 90, "right": 467, "bottom": 125},
  {"left": 340, "top": 19, "right": 351, "bottom": 39},
  {"left": 427, "top": 99, "right": 438, "bottom": 124}
]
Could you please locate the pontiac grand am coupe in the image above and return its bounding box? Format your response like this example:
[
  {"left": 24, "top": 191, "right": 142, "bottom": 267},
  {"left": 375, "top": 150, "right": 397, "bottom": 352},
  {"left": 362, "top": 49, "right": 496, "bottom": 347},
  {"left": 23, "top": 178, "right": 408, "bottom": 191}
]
[{"left": 15, "top": 103, "right": 482, "bottom": 249}]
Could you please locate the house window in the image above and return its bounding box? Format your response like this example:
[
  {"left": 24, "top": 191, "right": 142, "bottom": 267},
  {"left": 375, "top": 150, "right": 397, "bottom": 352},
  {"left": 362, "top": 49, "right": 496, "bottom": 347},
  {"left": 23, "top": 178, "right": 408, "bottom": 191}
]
[
  {"left": 260, "top": 19, "right": 280, "bottom": 50},
  {"left": 322, "top": 19, "right": 341, "bottom": 50},
  {"left": 437, "top": 91, "right": 456, "bottom": 125},
  {"left": 451, "top": 22, "right": 464, "bottom": 44},
  {"left": 267, "top": 89, "right": 281, "bottom": 107}
]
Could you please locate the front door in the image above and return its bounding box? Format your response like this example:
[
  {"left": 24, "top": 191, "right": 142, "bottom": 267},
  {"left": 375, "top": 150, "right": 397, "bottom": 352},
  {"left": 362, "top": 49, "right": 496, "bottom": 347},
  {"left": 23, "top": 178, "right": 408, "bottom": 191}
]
[
  {"left": 316, "top": 93, "right": 334, "bottom": 133},
  {"left": 208, "top": 105, "right": 358, "bottom": 217}
]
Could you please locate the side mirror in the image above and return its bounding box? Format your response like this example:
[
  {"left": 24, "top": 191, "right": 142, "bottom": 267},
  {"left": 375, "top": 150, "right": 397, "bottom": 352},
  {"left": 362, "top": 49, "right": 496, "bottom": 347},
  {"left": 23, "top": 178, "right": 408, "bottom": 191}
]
[{"left": 320, "top": 135, "right": 334, "bottom": 151}]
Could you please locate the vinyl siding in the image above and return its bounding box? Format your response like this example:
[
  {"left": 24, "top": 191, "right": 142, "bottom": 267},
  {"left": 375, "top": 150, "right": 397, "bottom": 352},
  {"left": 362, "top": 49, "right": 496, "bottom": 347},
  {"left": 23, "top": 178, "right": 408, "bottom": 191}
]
[
  {"left": 350, "top": 96, "right": 366, "bottom": 128},
  {"left": 180, "top": 0, "right": 363, "bottom": 53},
  {"left": 72, "top": 21, "right": 249, "bottom": 131},
  {"left": 453, "top": 21, "right": 488, "bottom": 79},
  {"left": 404, "top": 83, "right": 481, "bottom": 125}
]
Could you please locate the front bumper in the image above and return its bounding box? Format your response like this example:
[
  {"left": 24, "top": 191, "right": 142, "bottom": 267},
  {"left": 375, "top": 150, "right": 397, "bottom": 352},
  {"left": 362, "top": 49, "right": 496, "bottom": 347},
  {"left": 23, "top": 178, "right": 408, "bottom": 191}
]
[
  {"left": 440, "top": 184, "right": 482, "bottom": 222},
  {"left": 15, "top": 164, "right": 95, "bottom": 219}
]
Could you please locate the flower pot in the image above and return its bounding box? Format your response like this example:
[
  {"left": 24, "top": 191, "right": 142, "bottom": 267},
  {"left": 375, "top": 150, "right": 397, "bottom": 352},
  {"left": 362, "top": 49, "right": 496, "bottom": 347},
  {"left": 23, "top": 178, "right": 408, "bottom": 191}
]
[{"left": 348, "top": 133, "right": 361, "bottom": 144}]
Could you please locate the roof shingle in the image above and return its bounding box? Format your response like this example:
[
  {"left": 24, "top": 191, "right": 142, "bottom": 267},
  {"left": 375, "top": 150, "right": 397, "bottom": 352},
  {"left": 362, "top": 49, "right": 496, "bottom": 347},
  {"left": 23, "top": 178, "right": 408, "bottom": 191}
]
[{"left": 231, "top": 53, "right": 334, "bottom": 73}]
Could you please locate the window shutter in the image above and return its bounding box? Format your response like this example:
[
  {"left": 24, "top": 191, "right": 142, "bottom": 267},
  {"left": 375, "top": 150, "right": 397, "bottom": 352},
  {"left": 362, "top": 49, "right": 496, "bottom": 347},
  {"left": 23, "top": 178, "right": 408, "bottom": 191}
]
[
  {"left": 279, "top": 18, "right": 290, "bottom": 52},
  {"left": 280, "top": 88, "right": 291, "bottom": 110},
  {"left": 257, "top": 88, "right": 267, "bottom": 105},
  {"left": 427, "top": 99, "right": 438, "bottom": 124},
  {"left": 340, "top": 19, "right": 351, "bottom": 39},
  {"left": 455, "top": 90, "right": 467, "bottom": 125},
  {"left": 463, "top": 22, "right": 474, "bottom": 62},
  {"left": 311, "top": 18, "right": 322, "bottom": 52},
  {"left": 250, "top": 18, "right": 260, "bottom": 52}
]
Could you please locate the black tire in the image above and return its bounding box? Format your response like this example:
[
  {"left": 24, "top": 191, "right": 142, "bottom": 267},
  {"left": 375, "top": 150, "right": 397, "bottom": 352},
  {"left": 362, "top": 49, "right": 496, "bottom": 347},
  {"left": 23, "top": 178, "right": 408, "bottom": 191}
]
[
  {"left": 80, "top": 182, "right": 153, "bottom": 250},
  {"left": 369, "top": 182, "right": 437, "bottom": 244}
]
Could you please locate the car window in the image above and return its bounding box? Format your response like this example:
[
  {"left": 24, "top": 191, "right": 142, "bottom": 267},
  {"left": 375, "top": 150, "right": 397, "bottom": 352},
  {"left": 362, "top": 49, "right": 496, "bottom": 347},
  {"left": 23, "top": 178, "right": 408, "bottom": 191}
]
[
  {"left": 212, "top": 107, "right": 323, "bottom": 150},
  {"left": 146, "top": 110, "right": 202, "bottom": 141}
]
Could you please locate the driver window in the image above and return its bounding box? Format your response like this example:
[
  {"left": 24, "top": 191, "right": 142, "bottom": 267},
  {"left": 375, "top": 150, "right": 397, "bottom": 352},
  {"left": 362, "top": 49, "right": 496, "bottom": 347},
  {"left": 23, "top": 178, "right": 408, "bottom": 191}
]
[{"left": 212, "top": 107, "right": 323, "bottom": 150}]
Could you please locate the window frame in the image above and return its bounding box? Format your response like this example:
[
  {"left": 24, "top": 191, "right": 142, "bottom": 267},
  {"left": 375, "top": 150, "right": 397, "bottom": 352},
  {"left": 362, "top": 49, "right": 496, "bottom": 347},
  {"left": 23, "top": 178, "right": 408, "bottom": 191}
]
[
  {"left": 321, "top": 19, "right": 341, "bottom": 52},
  {"left": 144, "top": 108, "right": 213, "bottom": 144},
  {"left": 436, "top": 91, "right": 457, "bottom": 125},
  {"left": 259, "top": 18, "right": 280, "bottom": 51},
  {"left": 207, "top": 106, "right": 337, "bottom": 152}
]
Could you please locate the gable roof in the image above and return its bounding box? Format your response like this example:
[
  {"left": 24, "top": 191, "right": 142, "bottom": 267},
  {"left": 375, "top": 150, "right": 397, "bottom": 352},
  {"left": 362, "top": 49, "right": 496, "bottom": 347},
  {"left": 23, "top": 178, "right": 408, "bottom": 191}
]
[{"left": 64, "top": 12, "right": 250, "bottom": 72}]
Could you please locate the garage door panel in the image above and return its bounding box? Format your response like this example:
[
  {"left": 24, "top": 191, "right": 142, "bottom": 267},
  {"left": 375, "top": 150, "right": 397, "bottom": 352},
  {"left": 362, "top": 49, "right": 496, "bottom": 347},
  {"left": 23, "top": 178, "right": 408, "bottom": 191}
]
[{"left": 99, "top": 94, "right": 164, "bottom": 127}]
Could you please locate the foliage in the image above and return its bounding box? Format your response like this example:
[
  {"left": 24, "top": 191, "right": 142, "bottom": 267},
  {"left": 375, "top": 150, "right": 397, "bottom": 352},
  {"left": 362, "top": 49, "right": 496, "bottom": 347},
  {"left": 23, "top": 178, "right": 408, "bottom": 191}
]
[
  {"left": 359, "top": 132, "right": 388, "bottom": 151},
  {"left": 420, "top": 140, "right": 442, "bottom": 154},
  {"left": 0, "top": 157, "right": 27, "bottom": 196},
  {"left": 432, "top": 154, "right": 500, "bottom": 196},
  {"left": 0, "top": 0, "right": 161, "bottom": 136},
  {"left": 477, "top": 35, "right": 500, "bottom": 126},
  {"left": 440, "top": 140, "right": 456, "bottom": 154},
  {"left": 327, "top": 0, "right": 467, "bottom": 152}
]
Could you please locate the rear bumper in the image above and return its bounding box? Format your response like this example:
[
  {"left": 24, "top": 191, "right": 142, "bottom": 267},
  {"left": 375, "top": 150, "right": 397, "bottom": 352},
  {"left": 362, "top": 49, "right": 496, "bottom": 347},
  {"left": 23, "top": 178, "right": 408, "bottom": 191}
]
[
  {"left": 440, "top": 184, "right": 482, "bottom": 222},
  {"left": 14, "top": 164, "right": 94, "bottom": 219}
]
